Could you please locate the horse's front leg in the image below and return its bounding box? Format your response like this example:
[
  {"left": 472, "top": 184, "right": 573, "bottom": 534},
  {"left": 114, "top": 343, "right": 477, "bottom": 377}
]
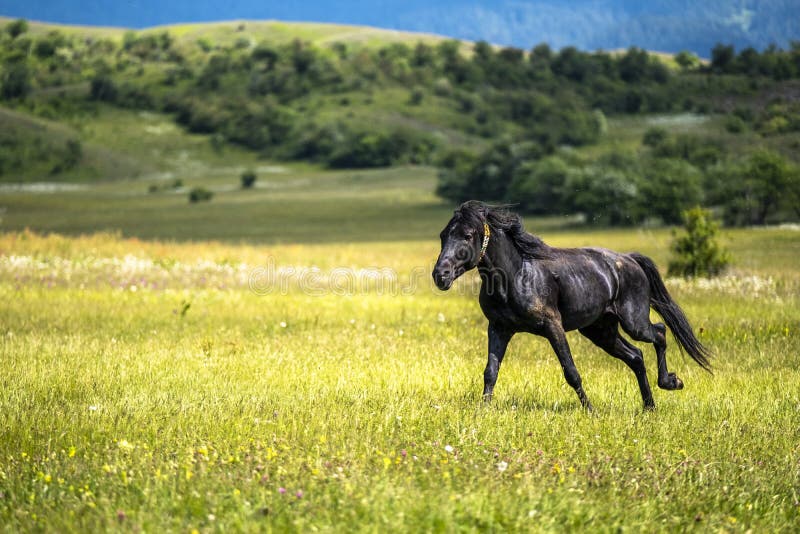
[{"left": 483, "top": 323, "right": 513, "bottom": 402}]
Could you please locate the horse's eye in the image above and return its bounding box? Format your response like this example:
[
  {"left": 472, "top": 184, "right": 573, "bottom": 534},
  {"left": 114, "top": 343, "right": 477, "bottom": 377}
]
[{"left": 464, "top": 233, "right": 473, "bottom": 241}]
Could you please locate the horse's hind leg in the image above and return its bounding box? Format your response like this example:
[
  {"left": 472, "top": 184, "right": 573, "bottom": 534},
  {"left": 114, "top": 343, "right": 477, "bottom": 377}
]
[
  {"left": 652, "top": 322, "right": 683, "bottom": 390},
  {"left": 543, "top": 321, "right": 593, "bottom": 412},
  {"left": 618, "top": 302, "right": 684, "bottom": 391},
  {"left": 580, "top": 315, "right": 655, "bottom": 410}
]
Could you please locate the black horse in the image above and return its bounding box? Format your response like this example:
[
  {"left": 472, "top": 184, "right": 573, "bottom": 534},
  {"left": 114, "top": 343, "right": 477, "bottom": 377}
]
[{"left": 432, "top": 201, "right": 711, "bottom": 411}]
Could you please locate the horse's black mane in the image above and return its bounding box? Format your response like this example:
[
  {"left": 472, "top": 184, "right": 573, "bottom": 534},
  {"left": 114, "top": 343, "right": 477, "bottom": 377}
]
[{"left": 454, "top": 200, "right": 554, "bottom": 260}]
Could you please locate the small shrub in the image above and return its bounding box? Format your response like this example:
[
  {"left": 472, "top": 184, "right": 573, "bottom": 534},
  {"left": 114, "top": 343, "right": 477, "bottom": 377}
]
[
  {"left": 668, "top": 207, "right": 730, "bottom": 278},
  {"left": 240, "top": 170, "right": 257, "bottom": 189},
  {"left": 188, "top": 187, "right": 213, "bottom": 203},
  {"left": 642, "top": 127, "right": 668, "bottom": 147},
  {"left": 724, "top": 114, "right": 745, "bottom": 133},
  {"left": 408, "top": 87, "right": 424, "bottom": 105}
]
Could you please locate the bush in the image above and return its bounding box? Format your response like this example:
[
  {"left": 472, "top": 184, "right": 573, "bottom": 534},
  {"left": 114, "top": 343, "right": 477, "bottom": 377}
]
[
  {"left": 5, "top": 19, "right": 28, "bottom": 39},
  {"left": 1, "top": 60, "right": 32, "bottom": 100},
  {"left": 642, "top": 127, "right": 668, "bottom": 147},
  {"left": 188, "top": 187, "right": 213, "bottom": 203},
  {"left": 89, "top": 75, "right": 118, "bottom": 102},
  {"left": 667, "top": 207, "right": 730, "bottom": 278},
  {"left": 241, "top": 170, "right": 257, "bottom": 189},
  {"left": 724, "top": 114, "right": 746, "bottom": 133},
  {"left": 408, "top": 87, "right": 424, "bottom": 105}
]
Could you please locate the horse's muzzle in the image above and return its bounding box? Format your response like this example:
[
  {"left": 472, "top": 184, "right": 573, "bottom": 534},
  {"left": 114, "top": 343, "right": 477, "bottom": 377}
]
[{"left": 432, "top": 264, "right": 456, "bottom": 291}]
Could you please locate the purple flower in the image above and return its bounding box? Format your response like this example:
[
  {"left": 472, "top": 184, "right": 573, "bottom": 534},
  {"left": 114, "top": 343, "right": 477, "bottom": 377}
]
[
  {"left": 295, "top": 490, "right": 303, "bottom": 499},
  {"left": 278, "top": 487, "right": 286, "bottom": 494}
]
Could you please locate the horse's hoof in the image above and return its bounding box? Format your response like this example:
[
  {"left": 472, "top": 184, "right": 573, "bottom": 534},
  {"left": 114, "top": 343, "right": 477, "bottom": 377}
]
[
  {"left": 658, "top": 373, "right": 684, "bottom": 390},
  {"left": 643, "top": 402, "right": 656, "bottom": 412}
]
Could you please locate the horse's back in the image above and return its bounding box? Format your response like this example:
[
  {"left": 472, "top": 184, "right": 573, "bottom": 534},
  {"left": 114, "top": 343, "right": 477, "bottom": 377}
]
[{"left": 537, "top": 247, "right": 622, "bottom": 330}]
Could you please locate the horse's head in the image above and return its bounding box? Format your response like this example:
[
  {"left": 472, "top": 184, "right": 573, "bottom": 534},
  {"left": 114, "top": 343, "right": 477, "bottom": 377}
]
[{"left": 432, "top": 201, "right": 489, "bottom": 291}]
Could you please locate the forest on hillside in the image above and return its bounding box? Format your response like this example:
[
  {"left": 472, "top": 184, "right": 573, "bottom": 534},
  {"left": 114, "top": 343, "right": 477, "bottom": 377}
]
[{"left": 1, "top": 18, "right": 799, "bottom": 226}]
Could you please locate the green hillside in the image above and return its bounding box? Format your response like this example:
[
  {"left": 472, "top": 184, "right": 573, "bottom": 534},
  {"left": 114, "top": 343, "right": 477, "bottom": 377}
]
[
  {"left": 0, "top": 16, "right": 799, "bottom": 234},
  {"left": 0, "top": 16, "right": 454, "bottom": 44}
]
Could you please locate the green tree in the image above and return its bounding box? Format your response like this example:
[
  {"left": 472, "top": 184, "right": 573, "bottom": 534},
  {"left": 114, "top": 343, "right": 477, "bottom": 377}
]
[
  {"left": 618, "top": 47, "right": 649, "bottom": 83},
  {"left": 713, "top": 151, "right": 798, "bottom": 226},
  {"left": 674, "top": 50, "right": 699, "bottom": 69},
  {"left": 668, "top": 207, "right": 730, "bottom": 278},
  {"left": 1, "top": 60, "right": 32, "bottom": 100},
  {"left": 507, "top": 156, "right": 570, "bottom": 215},
  {"left": 6, "top": 19, "right": 28, "bottom": 39},
  {"left": 188, "top": 187, "right": 213, "bottom": 203},
  {"left": 639, "top": 158, "right": 703, "bottom": 224},
  {"left": 240, "top": 170, "right": 257, "bottom": 189},
  {"left": 564, "top": 164, "right": 642, "bottom": 225},
  {"left": 711, "top": 44, "right": 735, "bottom": 73},
  {"left": 642, "top": 127, "right": 668, "bottom": 147},
  {"left": 736, "top": 150, "right": 795, "bottom": 225}
]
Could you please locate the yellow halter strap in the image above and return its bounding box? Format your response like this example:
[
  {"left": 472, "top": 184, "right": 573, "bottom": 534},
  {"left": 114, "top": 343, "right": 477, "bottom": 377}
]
[{"left": 478, "top": 223, "right": 491, "bottom": 263}]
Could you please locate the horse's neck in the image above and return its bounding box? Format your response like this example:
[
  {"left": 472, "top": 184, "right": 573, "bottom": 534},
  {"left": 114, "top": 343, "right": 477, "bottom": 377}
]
[{"left": 479, "top": 230, "right": 522, "bottom": 292}]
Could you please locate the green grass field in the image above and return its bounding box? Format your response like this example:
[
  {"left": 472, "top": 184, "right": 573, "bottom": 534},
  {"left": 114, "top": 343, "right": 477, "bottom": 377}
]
[{"left": 1, "top": 220, "right": 799, "bottom": 531}]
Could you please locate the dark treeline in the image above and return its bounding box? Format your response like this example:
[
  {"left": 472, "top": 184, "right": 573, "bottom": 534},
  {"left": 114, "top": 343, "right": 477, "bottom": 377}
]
[{"left": 2, "top": 18, "right": 799, "bottom": 225}]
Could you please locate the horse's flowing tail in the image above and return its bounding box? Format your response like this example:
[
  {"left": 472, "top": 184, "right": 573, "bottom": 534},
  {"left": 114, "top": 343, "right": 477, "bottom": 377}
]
[{"left": 630, "top": 253, "right": 713, "bottom": 372}]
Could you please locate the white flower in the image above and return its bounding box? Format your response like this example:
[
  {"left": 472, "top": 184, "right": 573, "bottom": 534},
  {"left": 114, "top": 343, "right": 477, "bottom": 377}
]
[
  {"left": 444, "top": 445, "right": 454, "bottom": 453},
  {"left": 497, "top": 461, "right": 509, "bottom": 472},
  {"left": 279, "top": 321, "right": 287, "bottom": 328}
]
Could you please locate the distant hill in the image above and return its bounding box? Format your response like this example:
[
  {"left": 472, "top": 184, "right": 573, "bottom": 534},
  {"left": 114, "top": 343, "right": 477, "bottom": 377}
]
[
  {"left": 1, "top": 0, "right": 798, "bottom": 55},
  {"left": 0, "top": 17, "right": 453, "bottom": 49}
]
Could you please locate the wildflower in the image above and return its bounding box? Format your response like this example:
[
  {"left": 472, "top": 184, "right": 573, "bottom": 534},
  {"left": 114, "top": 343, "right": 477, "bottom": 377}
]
[
  {"left": 444, "top": 445, "right": 454, "bottom": 453},
  {"left": 400, "top": 449, "right": 407, "bottom": 458},
  {"left": 116, "top": 510, "right": 126, "bottom": 522},
  {"left": 208, "top": 514, "right": 216, "bottom": 522},
  {"left": 278, "top": 487, "right": 286, "bottom": 494},
  {"left": 279, "top": 321, "right": 287, "bottom": 328},
  {"left": 497, "top": 461, "right": 508, "bottom": 472},
  {"left": 296, "top": 490, "right": 303, "bottom": 499}
]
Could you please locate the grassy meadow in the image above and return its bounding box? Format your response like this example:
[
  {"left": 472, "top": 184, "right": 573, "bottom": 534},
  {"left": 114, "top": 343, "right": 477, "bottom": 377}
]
[{"left": 1, "top": 214, "right": 799, "bottom": 531}]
